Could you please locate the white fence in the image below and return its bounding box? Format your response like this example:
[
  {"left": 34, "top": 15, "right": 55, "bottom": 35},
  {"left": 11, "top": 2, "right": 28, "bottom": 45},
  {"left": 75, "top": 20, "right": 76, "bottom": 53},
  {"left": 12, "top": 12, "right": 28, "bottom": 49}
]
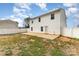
[
  {"left": 0, "top": 29, "right": 27, "bottom": 34},
  {"left": 62, "top": 28, "right": 79, "bottom": 38}
]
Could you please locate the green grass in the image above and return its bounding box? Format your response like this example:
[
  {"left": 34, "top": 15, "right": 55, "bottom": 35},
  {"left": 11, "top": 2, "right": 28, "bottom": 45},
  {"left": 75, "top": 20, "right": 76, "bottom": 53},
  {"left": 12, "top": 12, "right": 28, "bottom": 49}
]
[
  {"left": 51, "top": 48, "right": 64, "bottom": 56},
  {"left": 0, "top": 34, "right": 68, "bottom": 56},
  {"left": 19, "top": 36, "right": 47, "bottom": 56},
  {"left": 4, "top": 47, "right": 12, "bottom": 56}
]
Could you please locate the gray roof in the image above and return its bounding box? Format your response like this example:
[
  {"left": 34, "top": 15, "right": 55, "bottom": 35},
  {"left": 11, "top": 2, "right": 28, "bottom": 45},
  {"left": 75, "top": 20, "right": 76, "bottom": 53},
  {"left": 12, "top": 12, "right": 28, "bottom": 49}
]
[
  {"left": 0, "top": 20, "right": 18, "bottom": 24},
  {"left": 31, "top": 8, "right": 64, "bottom": 20}
]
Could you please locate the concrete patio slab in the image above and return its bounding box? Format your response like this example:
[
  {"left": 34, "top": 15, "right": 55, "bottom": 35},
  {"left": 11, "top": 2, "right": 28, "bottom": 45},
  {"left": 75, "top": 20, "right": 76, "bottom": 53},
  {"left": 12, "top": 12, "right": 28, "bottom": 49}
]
[{"left": 22, "top": 32, "right": 60, "bottom": 40}]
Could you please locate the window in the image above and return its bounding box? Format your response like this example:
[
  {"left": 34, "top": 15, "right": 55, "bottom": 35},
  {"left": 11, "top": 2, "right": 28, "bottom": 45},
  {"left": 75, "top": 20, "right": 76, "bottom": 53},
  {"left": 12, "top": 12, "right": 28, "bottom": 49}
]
[
  {"left": 32, "top": 21, "right": 33, "bottom": 23},
  {"left": 51, "top": 14, "right": 54, "bottom": 19},
  {"left": 31, "top": 27, "right": 33, "bottom": 31},
  {"left": 41, "top": 26, "right": 43, "bottom": 32},
  {"left": 38, "top": 17, "right": 41, "bottom": 22}
]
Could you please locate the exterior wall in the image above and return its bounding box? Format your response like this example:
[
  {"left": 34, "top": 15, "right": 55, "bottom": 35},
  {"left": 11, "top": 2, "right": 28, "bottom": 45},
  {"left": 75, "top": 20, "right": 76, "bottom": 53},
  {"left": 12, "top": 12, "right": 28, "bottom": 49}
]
[
  {"left": 0, "top": 20, "right": 26, "bottom": 34},
  {"left": 26, "top": 9, "right": 79, "bottom": 39},
  {"left": 0, "top": 21, "right": 18, "bottom": 29},
  {"left": 60, "top": 9, "right": 67, "bottom": 34},
  {"left": 60, "top": 9, "right": 67, "bottom": 28},
  {"left": 28, "top": 9, "right": 66, "bottom": 35},
  {"left": 0, "top": 29, "right": 27, "bottom": 34},
  {"left": 62, "top": 28, "right": 79, "bottom": 38}
]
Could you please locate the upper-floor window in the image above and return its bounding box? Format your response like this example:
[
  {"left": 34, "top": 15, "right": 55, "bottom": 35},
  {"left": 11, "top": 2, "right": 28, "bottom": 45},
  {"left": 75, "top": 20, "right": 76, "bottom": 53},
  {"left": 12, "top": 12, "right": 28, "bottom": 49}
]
[
  {"left": 38, "top": 17, "right": 41, "bottom": 22},
  {"left": 32, "top": 21, "right": 33, "bottom": 23},
  {"left": 51, "top": 14, "right": 54, "bottom": 20}
]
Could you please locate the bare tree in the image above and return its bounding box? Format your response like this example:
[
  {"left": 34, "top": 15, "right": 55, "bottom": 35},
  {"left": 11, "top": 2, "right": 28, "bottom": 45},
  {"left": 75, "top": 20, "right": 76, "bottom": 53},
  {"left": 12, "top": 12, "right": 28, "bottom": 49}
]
[{"left": 24, "top": 17, "right": 31, "bottom": 28}]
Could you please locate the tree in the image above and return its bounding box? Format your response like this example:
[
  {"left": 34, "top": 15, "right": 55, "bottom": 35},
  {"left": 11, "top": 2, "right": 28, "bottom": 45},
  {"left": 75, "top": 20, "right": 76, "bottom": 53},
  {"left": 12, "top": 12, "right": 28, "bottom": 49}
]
[{"left": 24, "top": 17, "right": 31, "bottom": 28}]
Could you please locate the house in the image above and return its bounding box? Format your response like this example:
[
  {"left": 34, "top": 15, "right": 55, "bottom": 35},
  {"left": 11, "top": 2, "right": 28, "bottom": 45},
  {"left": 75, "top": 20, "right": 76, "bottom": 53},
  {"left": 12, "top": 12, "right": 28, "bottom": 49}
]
[
  {"left": 0, "top": 19, "right": 27, "bottom": 34},
  {"left": 26, "top": 8, "right": 67, "bottom": 35},
  {"left": 0, "top": 20, "right": 18, "bottom": 29}
]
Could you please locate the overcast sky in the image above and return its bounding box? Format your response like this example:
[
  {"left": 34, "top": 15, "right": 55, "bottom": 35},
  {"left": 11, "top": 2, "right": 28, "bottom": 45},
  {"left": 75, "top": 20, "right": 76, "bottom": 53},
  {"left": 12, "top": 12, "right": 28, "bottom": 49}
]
[{"left": 0, "top": 3, "right": 79, "bottom": 27}]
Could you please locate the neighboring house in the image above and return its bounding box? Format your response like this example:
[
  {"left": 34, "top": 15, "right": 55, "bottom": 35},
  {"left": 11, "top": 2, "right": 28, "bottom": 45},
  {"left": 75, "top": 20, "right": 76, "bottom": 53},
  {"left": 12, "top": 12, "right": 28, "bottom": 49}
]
[
  {"left": 0, "top": 20, "right": 27, "bottom": 34},
  {"left": 0, "top": 20, "right": 18, "bottom": 29},
  {"left": 26, "top": 8, "right": 67, "bottom": 35}
]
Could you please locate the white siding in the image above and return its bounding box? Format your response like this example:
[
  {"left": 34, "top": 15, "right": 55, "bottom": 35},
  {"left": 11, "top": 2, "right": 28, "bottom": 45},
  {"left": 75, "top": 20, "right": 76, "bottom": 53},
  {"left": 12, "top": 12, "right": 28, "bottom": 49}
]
[
  {"left": 0, "top": 21, "right": 18, "bottom": 29},
  {"left": 28, "top": 9, "right": 66, "bottom": 35},
  {"left": 26, "top": 9, "right": 79, "bottom": 39},
  {"left": 0, "top": 29, "right": 27, "bottom": 34}
]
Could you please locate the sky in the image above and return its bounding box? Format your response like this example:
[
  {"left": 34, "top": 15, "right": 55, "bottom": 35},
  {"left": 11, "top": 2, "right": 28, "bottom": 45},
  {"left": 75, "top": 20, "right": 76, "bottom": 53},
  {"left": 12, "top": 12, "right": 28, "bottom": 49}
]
[{"left": 0, "top": 3, "right": 79, "bottom": 27}]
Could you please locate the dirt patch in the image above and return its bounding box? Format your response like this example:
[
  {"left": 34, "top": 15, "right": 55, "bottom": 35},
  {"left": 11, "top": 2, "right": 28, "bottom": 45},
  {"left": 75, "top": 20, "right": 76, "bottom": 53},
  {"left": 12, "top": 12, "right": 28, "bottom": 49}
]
[{"left": 53, "top": 36, "right": 79, "bottom": 56}]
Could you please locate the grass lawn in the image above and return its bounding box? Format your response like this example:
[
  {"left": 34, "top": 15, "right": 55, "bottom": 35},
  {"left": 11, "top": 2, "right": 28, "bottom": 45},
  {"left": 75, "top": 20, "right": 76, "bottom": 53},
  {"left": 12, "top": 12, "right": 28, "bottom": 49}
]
[{"left": 0, "top": 34, "right": 78, "bottom": 56}]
